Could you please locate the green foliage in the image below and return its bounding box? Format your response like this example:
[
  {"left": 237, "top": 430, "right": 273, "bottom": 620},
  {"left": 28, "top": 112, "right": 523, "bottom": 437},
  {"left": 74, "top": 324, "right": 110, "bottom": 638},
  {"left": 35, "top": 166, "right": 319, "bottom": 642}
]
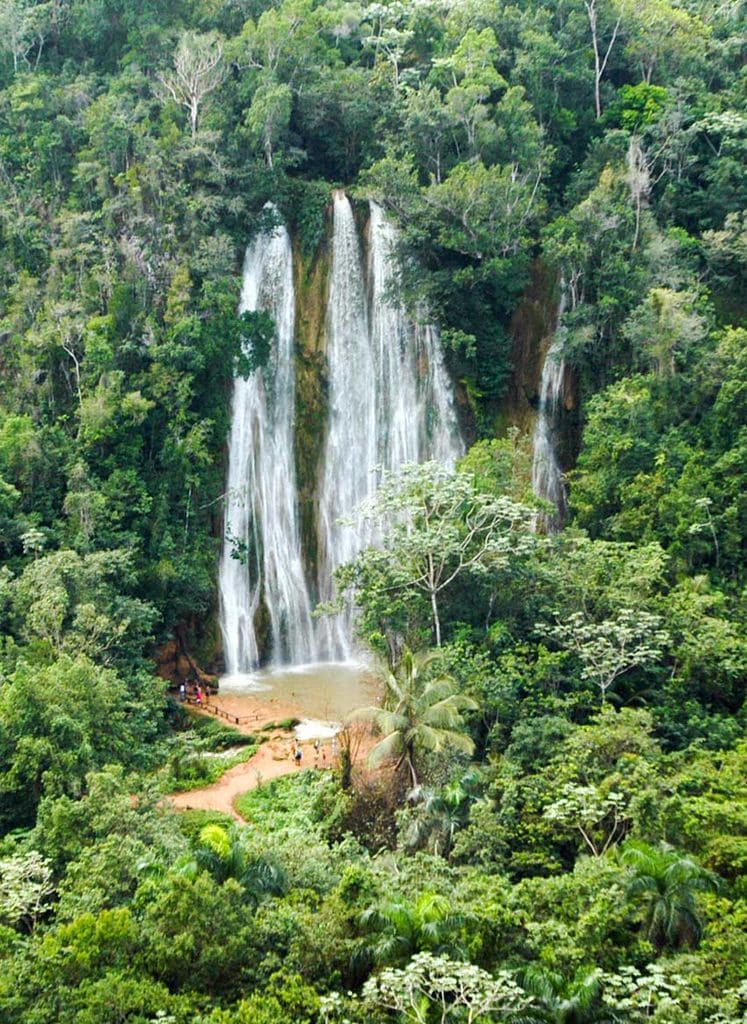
[
  {"left": 164, "top": 740, "right": 257, "bottom": 794},
  {"left": 359, "top": 951, "right": 531, "bottom": 1022},
  {"left": 570, "top": 325, "right": 747, "bottom": 595},
  {"left": 360, "top": 892, "right": 468, "bottom": 966},
  {"left": 135, "top": 871, "right": 255, "bottom": 996},
  {"left": 621, "top": 840, "right": 719, "bottom": 952},
  {"left": 7, "top": 548, "right": 157, "bottom": 670},
  {"left": 0, "top": 0, "right": 744, "bottom": 1019},
  {"left": 400, "top": 770, "right": 482, "bottom": 859},
  {"left": 234, "top": 770, "right": 335, "bottom": 839},
  {"left": 163, "top": 711, "right": 257, "bottom": 793},
  {"left": 335, "top": 461, "right": 537, "bottom": 653},
  {"left": 0, "top": 656, "right": 166, "bottom": 829},
  {"left": 457, "top": 430, "right": 534, "bottom": 502},
  {"left": 355, "top": 650, "right": 477, "bottom": 788},
  {"left": 605, "top": 83, "right": 669, "bottom": 133}
]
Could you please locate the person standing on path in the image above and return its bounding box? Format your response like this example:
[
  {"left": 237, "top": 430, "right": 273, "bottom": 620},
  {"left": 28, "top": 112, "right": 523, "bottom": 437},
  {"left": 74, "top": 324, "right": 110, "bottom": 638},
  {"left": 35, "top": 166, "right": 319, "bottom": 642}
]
[{"left": 294, "top": 745, "right": 302, "bottom": 768}]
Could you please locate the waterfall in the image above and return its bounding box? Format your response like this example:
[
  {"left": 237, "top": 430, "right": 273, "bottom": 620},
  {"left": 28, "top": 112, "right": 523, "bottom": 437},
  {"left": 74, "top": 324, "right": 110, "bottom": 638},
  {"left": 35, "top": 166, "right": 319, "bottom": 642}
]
[
  {"left": 316, "top": 194, "right": 379, "bottom": 660},
  {"left": 219, "top": 214, "right": 315, "bottom": 673},
  {"left": 368, "top": 203, "right": 462, "bottom": 471},
  {"left": 220, "top": 195, "right": 462, "bottom": 670},
  {"left": 316, "top": 196, "right": 463, "bottom": 660},
  {"left": 414, "top": 320, "right": 463, "bottom": 467},
  {"left": 368, "top": 202, "right": 420, "bottom": 470},
  {"left": 532, "top": 286, "right": 568, "bottom": 531}
]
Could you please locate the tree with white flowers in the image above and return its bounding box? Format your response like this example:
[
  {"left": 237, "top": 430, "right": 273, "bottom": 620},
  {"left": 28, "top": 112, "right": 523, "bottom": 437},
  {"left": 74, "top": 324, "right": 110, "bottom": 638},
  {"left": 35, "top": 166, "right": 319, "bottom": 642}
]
[
  {"left": 544, "top": 782, "right": 631, "bottom": 856},
  {"left": 0, "top": 851, "right": 54, "bottom": 931},
  {"left": 362, "top": 952, "right": 532, "bottom": 1024},
  {"left": 340, "top": 462, "right": 537, "bottom": 650},
  {"left": 543, "top": 608, "right": 669, "bottom": 703}
]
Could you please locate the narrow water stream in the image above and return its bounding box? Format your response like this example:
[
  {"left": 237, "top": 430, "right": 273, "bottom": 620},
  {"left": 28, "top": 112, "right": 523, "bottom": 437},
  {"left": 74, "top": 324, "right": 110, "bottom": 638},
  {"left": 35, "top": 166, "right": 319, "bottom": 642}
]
[{"left": 532, "top": 285, "right": 568, "bottom": 531}]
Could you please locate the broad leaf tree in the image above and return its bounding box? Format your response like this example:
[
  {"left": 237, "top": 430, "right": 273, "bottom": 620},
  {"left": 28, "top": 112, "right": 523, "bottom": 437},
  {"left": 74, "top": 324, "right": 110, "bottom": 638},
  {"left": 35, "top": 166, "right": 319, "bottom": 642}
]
[
  {"left": 338, "top": 462, "right": 536, "bottom": 649},
  {"left": 542, "top": 608, "right": 670, "bottom": 703}
]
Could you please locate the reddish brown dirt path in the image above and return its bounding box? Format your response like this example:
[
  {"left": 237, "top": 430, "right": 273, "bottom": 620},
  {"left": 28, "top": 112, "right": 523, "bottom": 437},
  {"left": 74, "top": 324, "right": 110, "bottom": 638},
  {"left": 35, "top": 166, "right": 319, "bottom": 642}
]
[
  {"left": 168, "top": 693, "right": 364, "bottom": 821},
  {"left": 170, "top": 736, "right": 302, "bottom": 820}
]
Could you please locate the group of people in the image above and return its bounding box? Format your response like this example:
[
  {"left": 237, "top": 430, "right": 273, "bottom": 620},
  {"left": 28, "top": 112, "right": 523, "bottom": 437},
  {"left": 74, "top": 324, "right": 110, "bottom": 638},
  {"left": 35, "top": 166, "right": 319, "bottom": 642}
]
[
  {"left": 290, "top": 735, "right": 338, "bottom": 770},
  {"left": 175, "top": 679, "right": 340, "bottom": 774},
  {"left": 177, "top": 682, "right": 205, "bottom": 705}
]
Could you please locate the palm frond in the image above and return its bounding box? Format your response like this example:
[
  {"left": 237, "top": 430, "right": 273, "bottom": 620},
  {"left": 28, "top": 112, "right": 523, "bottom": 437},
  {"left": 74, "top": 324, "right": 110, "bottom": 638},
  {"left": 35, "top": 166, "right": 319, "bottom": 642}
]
[
  {"left": 437, "top": 728, "right": 475, "bottom": 755},
  {"left": 421, "top": 699, "right": 470, "bottom": 730},
  {"left": 348, "top": 704, "right": 382, "bottom": 724},
  {"left": 368, "top": 731, "right": 404, "bottom": 766},
  {"left": 413, "top": 723, "right": 445, "bottom": 751}
]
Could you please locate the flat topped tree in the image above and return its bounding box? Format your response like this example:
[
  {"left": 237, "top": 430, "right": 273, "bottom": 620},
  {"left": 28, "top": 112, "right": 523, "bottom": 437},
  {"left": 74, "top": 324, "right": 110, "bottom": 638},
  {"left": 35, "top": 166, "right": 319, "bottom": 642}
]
[{"left": 339, "top": 461, "right": 537, "bottom": 649}]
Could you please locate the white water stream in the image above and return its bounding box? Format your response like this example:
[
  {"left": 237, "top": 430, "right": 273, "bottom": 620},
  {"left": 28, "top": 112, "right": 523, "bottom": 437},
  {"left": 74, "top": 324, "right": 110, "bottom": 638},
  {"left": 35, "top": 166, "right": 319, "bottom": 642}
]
[
  {"left": 368, "top": 203, "right": 461, "bottom": 470},
  {"left": 219, "top": 215, "right": 315, "bottom": 674},
  {"left": 531, "top": 286, "right": 568, "bottom": 531},
  {"left": 316, "top": 196, "right": 463, "bottom": 660},
  {"left": 315, "top": 193, "right": 380, "bottom": 660}
]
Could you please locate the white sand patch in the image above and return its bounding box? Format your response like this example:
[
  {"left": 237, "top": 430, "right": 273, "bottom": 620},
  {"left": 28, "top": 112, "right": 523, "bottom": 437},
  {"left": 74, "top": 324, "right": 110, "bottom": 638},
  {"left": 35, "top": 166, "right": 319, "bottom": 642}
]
[{"left": 294, "top": 719, "right": 341, "bottom": 741}]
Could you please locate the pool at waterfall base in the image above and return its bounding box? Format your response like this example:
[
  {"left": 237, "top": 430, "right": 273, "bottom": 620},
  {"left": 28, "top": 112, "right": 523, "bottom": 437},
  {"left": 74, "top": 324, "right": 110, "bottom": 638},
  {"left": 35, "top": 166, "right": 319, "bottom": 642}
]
[{"left": 217, "top": 660, "right": 380, "bottom": 738}]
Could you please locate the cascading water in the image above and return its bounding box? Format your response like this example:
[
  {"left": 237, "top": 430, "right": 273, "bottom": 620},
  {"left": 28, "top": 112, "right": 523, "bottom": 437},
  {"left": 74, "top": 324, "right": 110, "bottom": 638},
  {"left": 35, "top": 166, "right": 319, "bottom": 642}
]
[
  {"left": 368, "top": 202, "right": 462, "bottom": 472},
  {"left": 368, "top": 202, "right": 421, "bottom": 470},
  {"left": 531, "top": 286, "right": 568, "bottom": 531},
  {"left": 315, "top": 194, "right": 379, "bottom": 660},
  {"left": 414, "top": 320, "right": 463, "bottom": 467},
  {"left": 219, "top": 214, "right": 315, "bottom": 673},
  {"left": 220, "top": 195, "right": 462, "bottom": 670},
  {"left": 316, "top": 196, "right": 463, "bottom": 660}
]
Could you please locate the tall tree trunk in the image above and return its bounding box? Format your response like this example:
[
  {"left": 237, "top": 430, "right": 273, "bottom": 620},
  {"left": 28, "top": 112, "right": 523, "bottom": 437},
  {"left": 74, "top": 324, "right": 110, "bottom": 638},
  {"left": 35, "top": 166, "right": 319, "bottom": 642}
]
[
  {"left": 585, "top": 0, "right": 621, "bottom": 120},
  {"left": 406, "top": 743, "right": 418, "bottom": 788},
  {"left": 430, "top": 589, "right": 441, "bottom": 647},
  {"left": 190, "top": 97, "right": 199, "bottom": 139}
]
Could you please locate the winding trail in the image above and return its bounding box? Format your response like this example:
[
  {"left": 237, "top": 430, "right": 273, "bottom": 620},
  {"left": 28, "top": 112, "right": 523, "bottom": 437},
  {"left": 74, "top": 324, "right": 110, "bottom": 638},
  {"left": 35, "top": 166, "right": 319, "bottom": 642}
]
[
  {"left": 167, "top": 692, "right": 362, "bottom": 821},
  {"left": 170, "top": 737, "right": 300, "bottom": 820}
]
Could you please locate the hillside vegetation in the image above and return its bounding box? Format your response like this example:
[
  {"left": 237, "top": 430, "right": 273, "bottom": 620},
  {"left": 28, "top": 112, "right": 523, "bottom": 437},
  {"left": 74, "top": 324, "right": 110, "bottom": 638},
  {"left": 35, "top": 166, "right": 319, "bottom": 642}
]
[{"left": 0, "top": 0, "right": 745, "bottom": 1021}]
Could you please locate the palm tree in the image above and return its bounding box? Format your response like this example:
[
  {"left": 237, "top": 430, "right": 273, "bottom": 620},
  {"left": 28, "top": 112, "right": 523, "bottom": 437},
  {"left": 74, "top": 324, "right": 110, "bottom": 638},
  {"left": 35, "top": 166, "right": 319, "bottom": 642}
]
[
  {"left": 196, "top": 822, "right": 287, "bottom": 905},
  {"left": 520, "top": 966, "right": 621, "bottom": 1024},
  {"left": 404, "top": 769, "right": 482, "bottom": 857},
  {"left": 359, "top": 891, "right": 466, "bottom": 966},
  {"left": 621, "top": 840, "right": 719, "bottom": 951},
  {"left": 354, "top": 649, "right": 477, "bottom": 787}
]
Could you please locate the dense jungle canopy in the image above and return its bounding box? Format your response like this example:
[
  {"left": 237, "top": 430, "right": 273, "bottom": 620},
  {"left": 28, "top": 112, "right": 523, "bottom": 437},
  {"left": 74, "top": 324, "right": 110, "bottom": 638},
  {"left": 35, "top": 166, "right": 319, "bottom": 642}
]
[{"left": 0, "top": 0, "right": 745, "bottom": 1021}]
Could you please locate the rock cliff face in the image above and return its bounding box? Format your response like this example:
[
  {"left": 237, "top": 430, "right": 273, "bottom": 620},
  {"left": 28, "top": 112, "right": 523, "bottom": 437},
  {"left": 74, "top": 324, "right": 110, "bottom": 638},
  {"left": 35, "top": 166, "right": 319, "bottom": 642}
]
[
  {"left": 155, "top": 627, "right": 218, "bottom": 688},
  {"left": 293, "top": 222, "right": 332, "bottom": 585},
  {"left": 505, "top": 262, "right": 555, "bottom": 430}
]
